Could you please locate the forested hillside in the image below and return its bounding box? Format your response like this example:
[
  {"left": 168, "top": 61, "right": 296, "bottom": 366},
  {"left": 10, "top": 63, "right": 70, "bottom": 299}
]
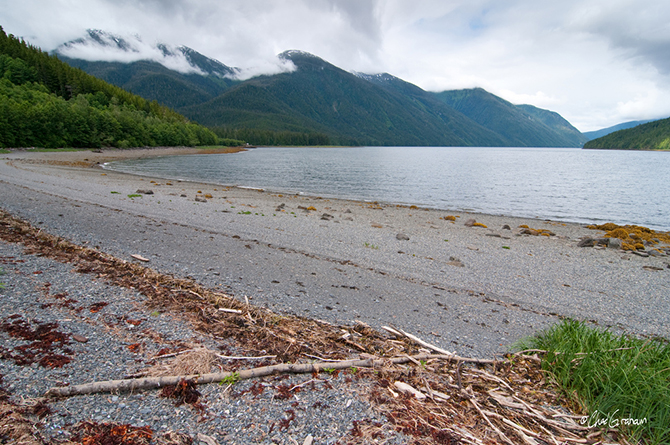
[
  {"left": 182, "top": 51, "right": 507, "bottom": 147},
  {"left": 434, "top": 88, "right": 587, "bottom": 147},
  {"left": 583, "top": 117, "right": 670, "bottom": 150},
  {"left": 0, "top": 27, "right": 218, "bottom": 149}
]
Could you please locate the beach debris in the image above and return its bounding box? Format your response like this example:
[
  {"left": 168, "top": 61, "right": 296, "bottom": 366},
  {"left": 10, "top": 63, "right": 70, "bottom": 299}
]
[
  {"left": 275, "top": 203, "right": 286, "bottom": 211},
  {"left": 464, "top": 219, "right": 487, "bottom": 228},
  {"left": 518, "top": 225, "right": 555, "bottom": 237},
  {"left": 371, "top": 223, "right": 383, "bottom": 228},
  {"left": 447, "top": 256, "right": 464, "bottom": 267},
  {"left": 321, "top": 213, "right": 334, "bottom": 221},
  {"left": 502, "top": 224, "right": 511, "bottom": 230},
  {"left": 135, "top": 189, "right": 154, "bottom": 195},
  {"left": 394, "top": 381, "right": 426, "bottom": 400},
  {"left": 396, "top": 232, "right": 410, "bottom": 241},
  {"left": 194, "top": 196, "right": 207, "bottom": 203},
  {"left": 131, "top": 254, "right": 150, "bottom": 262},
  {"left": 441, "top": 215, "right": 458, "bottom": 221}
]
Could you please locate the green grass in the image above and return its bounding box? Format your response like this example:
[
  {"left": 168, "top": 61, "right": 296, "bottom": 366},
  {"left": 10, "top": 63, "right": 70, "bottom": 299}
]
[
  {"left": 127, "top": 194, "right": 142, "bottom": 198},
  {"left": 519, "top": 320, "right": 670, "bottom": 444}
]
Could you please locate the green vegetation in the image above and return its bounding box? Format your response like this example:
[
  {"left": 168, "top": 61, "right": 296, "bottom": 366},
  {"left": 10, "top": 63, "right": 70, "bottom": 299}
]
[
  {"left": 584, "top": 116, "right": 670, "bottom": 150},
  {"left": 0, "top": 267, "right": 5, "bottom": 289},
  {"left": 219, "top": 372, "right": 240, "bottom": 385},
  {"left": 434, "top": 88, "right": 587, "bottom": 147},
  {"left": 127, "top": 194, "right": 142, "bottom": 198},
  {"left": 520, "top": 320, "right": 670, "bottom": 444},
  {"left": 0, "top": 26, "right": 218, "bottom": 149}
]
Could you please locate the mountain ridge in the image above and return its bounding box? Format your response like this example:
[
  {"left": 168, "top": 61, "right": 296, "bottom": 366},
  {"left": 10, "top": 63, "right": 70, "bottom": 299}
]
[{"left": 54, "top": 31, "right": 588, "bottom": 147}]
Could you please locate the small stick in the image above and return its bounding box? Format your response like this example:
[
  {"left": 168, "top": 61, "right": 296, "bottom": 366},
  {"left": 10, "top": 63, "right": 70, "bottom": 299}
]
[
  {"left": 216, "top": 354, "right": 277, "bottom": 360},
  {"left": 218, "top": 308, "right": 243, "bottom": 314}
]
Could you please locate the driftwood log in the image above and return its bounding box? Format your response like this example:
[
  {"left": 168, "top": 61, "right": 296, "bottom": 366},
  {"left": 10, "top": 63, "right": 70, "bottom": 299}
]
[{"left": 45, "top": 353, "right": 500, "bottom": 398}]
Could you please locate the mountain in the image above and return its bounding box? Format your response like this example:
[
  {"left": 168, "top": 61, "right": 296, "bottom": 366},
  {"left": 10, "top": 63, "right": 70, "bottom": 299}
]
[
  {"left": 583, "top": 120, "right": 656, "bottom": 141},
  {"left": 583, "top": 117, "right": 670, "bottom": 150},
  {"left": 0, "top": 26, "right": 218, "bottom": 149},
  {"left": 55, "top": 30, "right": 239, "bottom": 110},
  {"left": 55, "top": 31, "right": 587, "bottom": 147},
  {"left": 182, "top": 51, "right": 507, "bottom": 146},
  {"left": 433, "top": 88, "right": 587, "bottom": 147}
]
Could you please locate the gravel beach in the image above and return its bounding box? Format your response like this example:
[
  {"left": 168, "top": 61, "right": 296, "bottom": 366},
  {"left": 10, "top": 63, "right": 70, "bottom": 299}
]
[{"left": 1, "top": 147, "right": 669, "bottom": 444}]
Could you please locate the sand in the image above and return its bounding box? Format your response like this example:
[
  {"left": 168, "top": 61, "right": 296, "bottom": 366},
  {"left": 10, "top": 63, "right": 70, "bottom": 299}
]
[{"left": 1, "top": 147, "right": 669, "bottom": 358}]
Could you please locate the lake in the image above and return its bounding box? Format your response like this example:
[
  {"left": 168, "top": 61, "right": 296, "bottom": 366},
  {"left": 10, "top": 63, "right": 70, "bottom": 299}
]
[{"left": 105, "top": 146, "right": 670, "bottom": 231}]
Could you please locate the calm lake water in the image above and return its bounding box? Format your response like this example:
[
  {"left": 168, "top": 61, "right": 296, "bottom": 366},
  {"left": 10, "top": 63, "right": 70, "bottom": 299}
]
[{"left": 106, "top": 146, "right": 670, "bottom": 231}]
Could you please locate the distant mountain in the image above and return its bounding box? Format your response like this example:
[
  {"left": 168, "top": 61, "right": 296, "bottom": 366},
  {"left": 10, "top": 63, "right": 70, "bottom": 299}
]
[
  {"left": 583, "top": 120, "right": 656, "bottom": 141},
  {"left": 433, "top": 88, "right": 587, "bottom": 147},
  {"left": 583, "top": 117, "right": 670, "bottom": 150},
  {"left": 56, "top": 32, "right": 588, "bottom": 147}
]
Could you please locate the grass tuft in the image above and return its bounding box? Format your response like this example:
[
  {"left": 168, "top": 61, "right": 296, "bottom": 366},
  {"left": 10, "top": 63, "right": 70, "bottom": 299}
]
[{"left": 520, "top": 320, "right": 670, "bottom": 444}]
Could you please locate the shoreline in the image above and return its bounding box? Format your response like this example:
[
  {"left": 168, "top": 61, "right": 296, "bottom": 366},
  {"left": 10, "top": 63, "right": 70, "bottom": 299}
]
[{"left": 1, "top": 147, "right": 669, "bottom": 357}]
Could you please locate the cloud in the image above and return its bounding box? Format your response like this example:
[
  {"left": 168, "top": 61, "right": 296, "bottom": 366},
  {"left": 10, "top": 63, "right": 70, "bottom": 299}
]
[{"left": 56, "top": 31, "right": 206, "bottom": 75}]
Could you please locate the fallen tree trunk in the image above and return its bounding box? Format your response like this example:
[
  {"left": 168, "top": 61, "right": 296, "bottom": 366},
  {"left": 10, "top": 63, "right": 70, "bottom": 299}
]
[{"left": 46, "top": 352, "right": 494, "bottom": 398}]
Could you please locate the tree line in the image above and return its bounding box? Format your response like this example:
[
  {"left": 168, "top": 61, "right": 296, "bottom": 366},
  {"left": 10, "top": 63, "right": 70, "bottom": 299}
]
[{"left": 0, "top": 26, "right": 220, "bottom": 149}]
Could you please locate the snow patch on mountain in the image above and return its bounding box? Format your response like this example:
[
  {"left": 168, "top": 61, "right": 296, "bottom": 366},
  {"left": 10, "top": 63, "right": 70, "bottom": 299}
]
[
  {"left": 56, "top": 30, "right": 295, "bottom": 80},
  {"left": 56, "top": 30, "right": 206, "bottom": 75}
]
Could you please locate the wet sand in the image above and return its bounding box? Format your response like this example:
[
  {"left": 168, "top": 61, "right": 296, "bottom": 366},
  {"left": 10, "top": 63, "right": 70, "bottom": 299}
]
[{"left": 2, "top": 147, "right": 669, "bottom": 357}]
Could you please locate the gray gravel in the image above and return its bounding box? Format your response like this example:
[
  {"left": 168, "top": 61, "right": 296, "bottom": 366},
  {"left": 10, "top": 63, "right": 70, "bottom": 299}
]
[
  {"left": 0, "top": 241, "right": 405, "bottom": 444},
  {"left": 1, "top": 153, "right": 669, "bottom": 359},
  {"left": 1, "top": 149, "right": 669, "bottom": 443}
]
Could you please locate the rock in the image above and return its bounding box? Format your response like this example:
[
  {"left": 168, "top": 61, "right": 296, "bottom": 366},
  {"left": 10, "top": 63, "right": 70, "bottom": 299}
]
[
  {"left": 485, "top": 233, "right": 501, "bottom": 237},
  {"left": 135, "top": 189, "right": 153, "bottom": 195},
  {"left": 72, "top": 334, "right": 88, "bottom": 343},
  {"left": 396, "top": 233, "right": 410, "bottom": 241},
  {"left": 194, "top": 197, "right": 207, "bottom": 203},
  {"left": 608, "top": 238, "right": 622, "bottom": 249},
  {"left": 502, "top": 224, "right": 511, "bottom": 230},
  {"left": 180, "top": 194, "right": 187, "bottom": 197},
  {"left": 632, "top": 251, "right": 650, "bottom": 257},
  {"left": 321, "top": 213, "right": 334, "bottom": 221},
  {"left": 464, "top": 219, "right": 477, "bottom": 227},
  {"left": 520, "top": 228, "right": 540, "bottom": 236},
  {"left": 275, "top": 203, "right": 286, "bottom": 211},
  {"left": 447, "top": 256, "right": 464, "bottom": 267},
  {"left": 577, "top": 237, "right": 596, "bottom": 247}
]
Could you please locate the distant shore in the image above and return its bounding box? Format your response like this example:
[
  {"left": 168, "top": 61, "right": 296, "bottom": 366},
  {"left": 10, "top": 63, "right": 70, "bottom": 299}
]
[{"left": 1, "top": 147, "right": 669, "bottom": 357}]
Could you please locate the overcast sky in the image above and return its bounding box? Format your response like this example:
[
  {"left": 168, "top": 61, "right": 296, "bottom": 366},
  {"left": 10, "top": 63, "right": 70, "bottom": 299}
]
[{"left": 2, "top": 0, "right": 670, "bottom": 131}]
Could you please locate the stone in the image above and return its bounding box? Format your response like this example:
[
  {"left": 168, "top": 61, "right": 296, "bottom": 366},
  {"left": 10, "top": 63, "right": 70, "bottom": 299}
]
[
  {"left": 520, "top": 228, "right": 539, "bottom": 236},
  {"left": 135, "top": 189, "right": 153, "bottom": 195},
  {"left": 447, "top": 256, "right": 464, "bottom": 267},
  {"left": 464, "top": 219, "right": 477, "bottom": 227},
  {"left": 632, "top": 251, "right": 650, "bottom": 257},
  {"left": 321, "top": 213, "right": 334, "bottom": 221},
  {"left": 502, "top": 224, "right": 511, "bottom": 230},
  {"left": 485, "top": 233, "right": 501, "bottom": 237},
  {"left": 72, "top": 334, "right": 88, "bottom": 343},
  {"left": 194, "top": 197, "right": 207, "bottom": 203},
  {"left": 577, "top": 237, "right": 596, "bottom": 247},
  {"left": 396, "top": 233, "right": 410, "bottom": 241},
  {"left": 608, "top": 238, "right": 622, "bottom": 249}
]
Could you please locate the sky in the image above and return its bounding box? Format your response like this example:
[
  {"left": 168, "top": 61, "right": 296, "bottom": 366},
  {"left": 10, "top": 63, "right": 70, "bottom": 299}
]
[{"left": 2, "top": 0, "right": 670, "bottom": 132}]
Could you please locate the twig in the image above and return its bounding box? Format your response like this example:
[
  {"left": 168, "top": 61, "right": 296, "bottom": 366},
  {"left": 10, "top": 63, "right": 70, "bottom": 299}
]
[
  {"left": 469, "top": 397, "right": 515, "bottom": 445},
  {"left": 216, "top": 354, "right": 277, "bottom": 360},
  {"left": 218, "top": 308, "right": 243, "bottom": 314}
]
